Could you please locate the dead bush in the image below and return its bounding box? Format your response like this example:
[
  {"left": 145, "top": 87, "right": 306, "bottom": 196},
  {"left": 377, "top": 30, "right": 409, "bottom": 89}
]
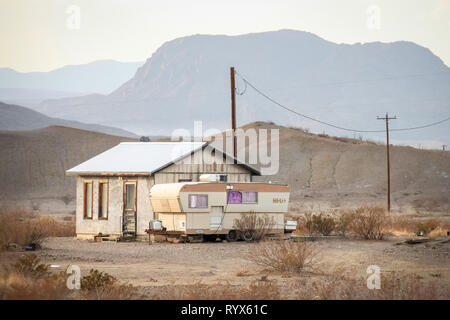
[
  {"left": 0, "top": 255, "right": 139, "bottom": 300},
  {"left": 312, "top": 214, "right": 335, "bottom": 236},
  {"left": 0, "top": 208, "right": 75, "bottom": 251},
  {"left": 8, "top": 254, "right": 50, "bottom": 279},
  {"left": 351, "top": 206, "right": 387, "bottom": 240},
  {"left": 290, "top": 269, "right": 449, "bottom": 300},
  {"left": 81, "top": 269, "right": 117, "bottom": 291},
  {"left": 336, "top": 210, "right": 355, "bottom": 236},
  {"left": 233, "top": 212, "right": 275, "bottom": 242},
  {"left": 298, "top": 212, "right": 336, "bottom": 236},
  {"left": 415, "top": 220, "right": 440, "bottom": 235},
  {"left": 299, "top": 212, "right": 315, "bottom": 235},
  {"left": 245, "top": 240, "right": 320, "bottom": 274}
]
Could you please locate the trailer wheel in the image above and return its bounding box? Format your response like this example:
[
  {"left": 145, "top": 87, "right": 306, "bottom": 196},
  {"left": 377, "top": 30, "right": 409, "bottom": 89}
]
[
  {"left": 225, "top": 230, "right": 238, "bottom": 242},
  {"left": 242, "top": 231, "right": 253, "bottom": 242}
]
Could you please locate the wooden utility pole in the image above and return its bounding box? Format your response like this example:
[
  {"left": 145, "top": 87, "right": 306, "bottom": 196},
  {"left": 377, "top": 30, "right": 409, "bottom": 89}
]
[
  {"left": 230, "top": 67, "right": 237, "bottom": 160},
  {"left": 377, "top": 113, "right": 396, "bottom": 211}
]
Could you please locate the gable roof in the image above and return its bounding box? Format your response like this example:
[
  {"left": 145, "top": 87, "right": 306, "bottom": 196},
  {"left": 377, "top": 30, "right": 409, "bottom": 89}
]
[{"left": 66, "top": 142, "right": 260, "bottom": 176}]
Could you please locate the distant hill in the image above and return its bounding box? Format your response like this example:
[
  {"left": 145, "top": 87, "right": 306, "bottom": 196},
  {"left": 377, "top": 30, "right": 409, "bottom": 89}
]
[
  {"left": 0, "top": 126, "right": 137, "bottom": 213},
  {"left": 215, "top": 122, "right": 450, "bottom": 211},
  {"left": 0, "top": 60, "right": 144, "bottom": 106},
  {"left": 37, "top": 30, "right": 450, "bottom": 147},
  {"left": 0, "top": 88, "right": 89, "bottom": 108},
  {"left": 0, "top": 122, "right": 447, "bottom": 214},
  {"left": 0, "top": 101, "right": 138, "bottom": 138}
]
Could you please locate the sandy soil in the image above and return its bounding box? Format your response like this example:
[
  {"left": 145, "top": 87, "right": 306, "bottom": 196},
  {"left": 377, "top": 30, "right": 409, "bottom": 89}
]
[{"left": 21, "top": 236, "right": 448, "bottom": 289}]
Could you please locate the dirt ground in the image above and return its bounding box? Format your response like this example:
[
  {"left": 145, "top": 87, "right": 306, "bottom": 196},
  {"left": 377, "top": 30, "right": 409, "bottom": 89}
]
[{"left": 5, "top": 235, "right": 444, "bottom": 292}]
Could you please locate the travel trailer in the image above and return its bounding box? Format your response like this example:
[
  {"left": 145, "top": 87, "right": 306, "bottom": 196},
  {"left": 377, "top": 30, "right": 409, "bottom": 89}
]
[{"left": 148, "top": 180, "right": 291, "bottom": 241}]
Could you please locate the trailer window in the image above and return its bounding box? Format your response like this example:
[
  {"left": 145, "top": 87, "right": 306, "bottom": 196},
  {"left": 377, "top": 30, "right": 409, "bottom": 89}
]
[
  {"left": 227, "top": 191, "right": 242, "bottom": 204},
  {"left": 189, "top": 194, "right": 208, "bottom": 208},
  {"left": 243, "top": 191, "right": 258, "bottom": 203}
]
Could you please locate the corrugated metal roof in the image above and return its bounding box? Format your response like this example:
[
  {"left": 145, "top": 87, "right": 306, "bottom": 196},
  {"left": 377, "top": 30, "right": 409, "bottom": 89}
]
[
  {"left": 66, "top": 142, "right": 206, "bottom": 175},
  {"left": 66, "top": 142, "right": 261, "bottom": 176}
]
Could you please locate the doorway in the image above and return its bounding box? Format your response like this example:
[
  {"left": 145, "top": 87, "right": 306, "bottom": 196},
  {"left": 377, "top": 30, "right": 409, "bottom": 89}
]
[
  {"left": 123, "top": 180, "right": 137, "bottom": 235},
  {"left": 210, "top": 206, "right": 224, "bottom": 231}
]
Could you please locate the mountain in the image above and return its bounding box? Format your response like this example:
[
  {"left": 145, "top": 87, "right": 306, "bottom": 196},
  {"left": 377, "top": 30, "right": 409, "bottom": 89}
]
[
  {"left": 0, "top": 60, "right": 144, "bottom": 105},
  {"left": 1, "top": 122, "right": 448, "bottom": 214},
  {"left": 37, "top": 30, "right": 450, "bottom": 147},
  {"left": 0, "top": 101, "right": 137, "bottom": 138},
  {"left": 0, "top": 126, "right": 137, "bottom": 213},
  {"left": 0, "top": 88, "right": 88, "bottom": 108}
]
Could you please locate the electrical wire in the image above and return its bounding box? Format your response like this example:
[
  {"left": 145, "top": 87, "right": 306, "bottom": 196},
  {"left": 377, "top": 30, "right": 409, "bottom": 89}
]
[{"left": 236, "top": 71, "right": 450, "bottom": 133}]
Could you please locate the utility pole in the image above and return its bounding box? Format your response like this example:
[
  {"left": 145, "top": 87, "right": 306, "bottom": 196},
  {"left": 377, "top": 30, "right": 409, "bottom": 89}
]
[
  {"left": 377, "top": 113, "right": 396, "bottom": 211},
  {"left": 230, "top": 67, "right": 237, "bottom": 161}
]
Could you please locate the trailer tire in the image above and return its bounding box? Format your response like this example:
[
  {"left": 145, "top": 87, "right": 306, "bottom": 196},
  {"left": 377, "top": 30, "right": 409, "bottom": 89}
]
[
  {"left": 242, "top": 231, "right": 253, "bottom": 242},
  {"left": 226, "top": 230, "right": 238, "bottom": 242}
]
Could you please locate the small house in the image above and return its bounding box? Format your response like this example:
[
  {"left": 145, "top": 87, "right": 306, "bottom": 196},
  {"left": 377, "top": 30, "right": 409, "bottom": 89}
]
[{"left": 66, "top": 142, "right": 260, "bottom": 239}]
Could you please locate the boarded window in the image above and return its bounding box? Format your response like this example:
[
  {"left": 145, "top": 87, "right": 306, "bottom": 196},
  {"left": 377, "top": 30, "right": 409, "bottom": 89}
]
[
  {"left": 243, "top": 191, "right": 258, "bottom": 203},
  {"left": 83, "top": 181, "right": 93, "bottom": 219},
  {"left": 189, "top": 194, "right": 208, "bottom": 208},
  {"left": 227, "top": 191, "right": 242, "bottom": 204},
  {"left": 99, "top": 182, "right": 108, "bottom": 219}
]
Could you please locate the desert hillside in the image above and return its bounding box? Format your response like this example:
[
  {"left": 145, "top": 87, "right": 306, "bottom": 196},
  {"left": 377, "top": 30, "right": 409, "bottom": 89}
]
[
  {"left": 0, "top": 122, "right": 448, "bottom": 214},
  {"left": 0, "top": 101, "right": 138, "bottom": 138},
  {"left": 214, "top": 122, "right": 450, "bottom": 212},
  {"left": 0, "top": 126, "right": 136, "bottom": 213}
]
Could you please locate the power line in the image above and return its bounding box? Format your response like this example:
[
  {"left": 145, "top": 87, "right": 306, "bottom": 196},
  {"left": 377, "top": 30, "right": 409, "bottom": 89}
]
[{"left": 236, "top": 71, "right": 450, "bottom": 133}]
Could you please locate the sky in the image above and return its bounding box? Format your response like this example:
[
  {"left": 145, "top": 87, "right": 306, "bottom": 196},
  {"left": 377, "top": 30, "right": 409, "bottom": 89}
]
[{"left": 1, "top": 0, "right": 449, "bottom": 72}]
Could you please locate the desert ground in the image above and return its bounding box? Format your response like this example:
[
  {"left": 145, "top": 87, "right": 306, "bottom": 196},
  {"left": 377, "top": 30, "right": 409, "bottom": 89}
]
[{"left": 2, "top": 232, "right": 448, "bottom": 299}]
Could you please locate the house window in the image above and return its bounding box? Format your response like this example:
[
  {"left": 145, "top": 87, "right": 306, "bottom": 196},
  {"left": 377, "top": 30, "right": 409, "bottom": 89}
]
[
  {"left": 219, "top": 175, "right": 227, "bottom": 182},
  {"left": 98, "top": 181, "right": 108, "bottom": 220},
  {"left": 83, "top": 181, "right": 93, "bottom": 219},
  {"left": 243, "top": 191, "right": 258, "bottom": 203},
  {"left": 227, "top": 191, "right": 242, "bottom": 204},
  {"left": 188, "top": 194, "right": 208, "bottom": 208}
]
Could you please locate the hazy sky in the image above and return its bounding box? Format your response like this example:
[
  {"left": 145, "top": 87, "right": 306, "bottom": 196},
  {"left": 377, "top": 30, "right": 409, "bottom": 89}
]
[{"left": 1, "top": 0, "right": 449, "bottom": 72}]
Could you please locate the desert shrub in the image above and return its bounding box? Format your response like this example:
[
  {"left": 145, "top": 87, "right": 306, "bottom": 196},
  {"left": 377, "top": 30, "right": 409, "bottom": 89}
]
[
  {"left": 81, "top": 269, "right": 117, "bottom": 291},
  {"left": 312, "top": 214, "right": 335, "bottom": 236},
  {"left": 299, "top": 212, "right": 336, "bottom": 236},
  {"left": 336, "top": 210, "right": 355, "bottom": 236},
  {"left": 0, "top": 210, "right": 47, "bottom": 250},
  {"left": 0, "top": 255, "right": 139, "bottom": 300},
  {"left": 9, "top": 254, "right": 50, "bottom": 279},
  {"left": 290, "top": 269, "right": 448, "bottom": 300},
  {"left": 245, "top": 240, "right": 319, "bottom": 274},
  {"left": 415, "top": 220, "right": 440, "bottom": 235},
  {"left": 0, "top": 208, "right": 75, "bottom": 251},
  {"left": 233, "top": 212, "right": 275, "bottom": 242},
  {"left": 299, "top": 212, "right": 315, "bottom": 235},
  {"left": 351, "top": 206, "right": 387, "bottom": 240}
]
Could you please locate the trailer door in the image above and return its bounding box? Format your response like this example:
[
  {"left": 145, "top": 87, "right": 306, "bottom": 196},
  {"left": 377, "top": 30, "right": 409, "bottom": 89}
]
[{"left": 210, "top": 206, "right": 224, "bottom": 231}]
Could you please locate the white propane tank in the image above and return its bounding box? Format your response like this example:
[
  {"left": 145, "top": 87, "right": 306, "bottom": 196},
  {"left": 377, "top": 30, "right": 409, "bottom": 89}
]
[
  {"left": 149, "top": 220, "right": 162, "bottom": 231},
  {"left": 199, "top": 174, "right": 219, "bottom": 182}
]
